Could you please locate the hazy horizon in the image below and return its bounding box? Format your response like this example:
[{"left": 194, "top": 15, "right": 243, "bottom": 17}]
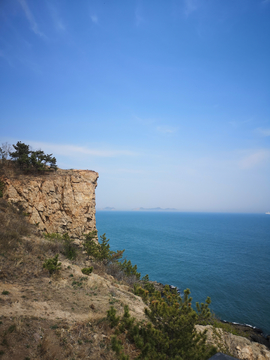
[
  {"left": 1, "top": 0, "right": 269, "bottom": 213},
  {"left": 96, "top": 208, "right": 269, "bottom": 214}
]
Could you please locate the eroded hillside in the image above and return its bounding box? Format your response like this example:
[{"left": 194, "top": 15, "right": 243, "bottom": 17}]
[
  {"left": 0, "top": 198, "right": 146, "bottom": 359},
  {"left": 0, "top": 198, "right": 270, "bottom": 360}
]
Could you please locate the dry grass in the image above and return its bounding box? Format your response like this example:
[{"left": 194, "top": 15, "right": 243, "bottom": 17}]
[
  {"left": 0, "top": 160, "right": 55, "bottom": 180},
  {"left": 0, "top": 197, "right": 148, "bottom": 360},
  {"left": 0, "top": 198, "right": 36, "bottom": 255},
  {"left": 0, "top": 316, "right": 117, "bottom": 360}
]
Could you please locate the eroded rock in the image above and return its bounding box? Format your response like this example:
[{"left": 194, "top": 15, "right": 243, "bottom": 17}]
[
  {"left": 2, "top": 169, "right": 98, "bottom": 238},
  {"left": 196, "top": 325, "right": 270, "bottom": 360}
]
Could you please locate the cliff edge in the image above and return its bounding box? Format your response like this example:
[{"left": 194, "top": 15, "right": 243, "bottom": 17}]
[{"left": 1, "top": 169, "right": 98, "bottom": 238}]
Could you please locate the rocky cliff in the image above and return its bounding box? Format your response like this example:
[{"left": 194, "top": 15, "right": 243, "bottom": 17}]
[
  {"left": 1, "top": 169, "right": 98, "bottom": 238},
  {"left": 196, "top": 325, "right": 270, "bottom": 360}
]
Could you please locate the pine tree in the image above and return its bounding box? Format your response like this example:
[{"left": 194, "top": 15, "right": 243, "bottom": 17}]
[
  {"left": 9, "top": 141, "right": 31, "bottom": 170},
  {"left": 9, "top": 141, "right": 57, "bottom": 172},
  {"left": 108, "top": 286, "right": 217, "bottom": 360}
]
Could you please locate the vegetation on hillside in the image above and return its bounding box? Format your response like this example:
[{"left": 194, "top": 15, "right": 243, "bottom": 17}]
[
  {"left": 0, "top": 198, "right": 34, "bottom": 253},
  {"left": 0, "top": 141, "right": 57, "bottom": 173},
  {"left": 1, "top": 195, "right": 265, "bottom": 359},
  {"left": 107, "top": 287, "right": 216, "bottom": 360},
  {"left": 81, "top": 230, "right": 217, "bottom": 359}
]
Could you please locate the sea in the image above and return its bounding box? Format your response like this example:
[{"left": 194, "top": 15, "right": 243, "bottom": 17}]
[{"left": 96, "top": 211, "right": 270, "bottom": 336}]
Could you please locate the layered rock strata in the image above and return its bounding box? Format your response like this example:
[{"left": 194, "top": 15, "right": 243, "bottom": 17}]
[{"left": 2, "top": 169, "right": 98, "bottom": 238}]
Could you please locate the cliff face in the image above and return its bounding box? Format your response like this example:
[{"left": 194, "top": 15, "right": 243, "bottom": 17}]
[{"left": 2, "top": 169, "right": 99, "bottom": 238}]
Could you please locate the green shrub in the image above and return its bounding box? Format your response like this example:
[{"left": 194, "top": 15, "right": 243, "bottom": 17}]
[
  {"left": 107, "top": 306, "right": 120, "bottom": 328},
  {"left": 83, "top": 231, "right": 100, "bottom": 258},
  {"left": 43, "top": 254, "right": 61, "bottom": 274},
  {"left": 81, "top": 267, "right": 93, "bottom": 275},
  {"left": 43, "top": 232, "right": 77, "bottom": 260},
  {"left": 108, "top": 287, "right": 217, "bottom": 360},
  {"left": 43, "top": 232, "right": 63, "bottom": 240},
  {"left": 118, "top": 259, "right": 140, "bottom": 280},
  {"left": 141, "top": 274, "right": 149, "bottom": 282},
  {"left": 62, "top": 233, "right": 77, "bottom": 260},
  {"left": 83, "top": 232, "right": 124, "bottom": 263},
  {"left": 111, "top": 336, "right": 123, "bottom": 356}
]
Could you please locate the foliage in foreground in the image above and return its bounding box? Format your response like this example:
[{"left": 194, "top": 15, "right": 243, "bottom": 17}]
[
  {"left": 43, "top": 254, "right": 61, "bottom": 275},
  {"left": 62, "top": 232, "right": 77, "bottom": 260},
  {"left": 107, "top": 286, "right": 216, "bottom": 360},
  {"left": 43, "top": 232, "right": 77, "bottom": 260},
  {"left": 84, "top": 231, "right": 124, "bottom": 263},
  {"left": 84, "top": 231, "right": 141, "bottom": 281},
  {"left": 81, "top": 266, "right": 93, "bottom": 275}
]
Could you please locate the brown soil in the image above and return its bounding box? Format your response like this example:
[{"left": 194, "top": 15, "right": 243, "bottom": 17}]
[{"left": 0, "top": 199, "right": 146, "bottom": 359}]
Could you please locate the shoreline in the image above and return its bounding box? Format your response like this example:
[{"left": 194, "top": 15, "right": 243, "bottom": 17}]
[
  {"left": 219, "top": 320, "right": 270, "bottom": 349},
  {"left": 150, "top": 280, "right": 270, "bottom": 347}
]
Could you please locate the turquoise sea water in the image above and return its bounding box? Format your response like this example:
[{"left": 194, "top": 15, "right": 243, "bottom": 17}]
[{"left": 96, "top": 211, "right": 270, "bottom": 335}]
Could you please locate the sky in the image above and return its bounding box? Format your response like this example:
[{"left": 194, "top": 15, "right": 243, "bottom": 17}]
[{"left": 0, "top": 0, "right": 270, "bottom": 213}]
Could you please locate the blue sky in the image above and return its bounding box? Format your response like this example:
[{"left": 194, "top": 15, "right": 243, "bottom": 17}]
[{"left": 0, "top": 0, "right": 269, "bottom": 212}]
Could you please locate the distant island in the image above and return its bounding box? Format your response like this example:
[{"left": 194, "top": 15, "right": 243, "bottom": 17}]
[
  {"left": 132, "top": 207, "right": 178, "bottom": 212},
  {"left": 98, "top": 207, "right": 116, "bottom": 211}
]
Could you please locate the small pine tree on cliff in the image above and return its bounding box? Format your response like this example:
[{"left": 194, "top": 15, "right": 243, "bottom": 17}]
[
  {"left": 9, "top": 141, "right": 31, "bottom": 169},
  {"left": 108, "top": 286, "right": 217, "bottom": 360},
  {"left": 9, "top": 141, "right": 57, "bottom": 172}
]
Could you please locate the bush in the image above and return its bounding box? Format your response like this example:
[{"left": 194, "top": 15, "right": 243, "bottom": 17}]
[
  {"left": 43, "top": 254, "right": 61, "bottom": 275},
  {"left": 43, "top": 233, "right": 63, "bottom": 241},
  {"left": 81, "top": 267, "right": 93, "bottom": 275},
  {"left": 43, "top": 232, "right": 77, "bottom": 260},
  {"left": 62, "top": 233, "right": 77, "bottom": 260},
  {"left": 106, "top": 262, "right": 125, "bottom": 281},
  {"left": 107, "top": 306, "right": 120, "bottom": 328},
  {"left": 108, "top": 287, "right": 217, "bottom": 360},
  {"left": 83, "top": 231, "right": 100, "bottom": 258},
  {"left": 118, "top": 259, "right": 140, "bottom": 280},
  {"left": 83, "top": 232, "right": 124, "bottom": 264}
]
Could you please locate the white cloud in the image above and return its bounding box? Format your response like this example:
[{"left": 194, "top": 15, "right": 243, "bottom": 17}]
[
  {"left": 18, "top": 0, "right": 46, "bottom": 38},
  {"left": 238, "top": 149, "right": 270, "bottom": 169},
  {"left": 156, "top": 126, "right": 178, "bottom": 134},
  {"left": 184, "top": 0, "right": 198, "bottom": 16},
  {"left": 228, "top": 119, "right": 252, "bottom": 128},
  {"left": 135, "top": 8, "right": 145, "bottom": 27},
  {"left": 133, "top": 115, "right": 178, "bottom": 134},
  {"left": 255, "top": 128, "right": 270, "bottom": 137},
  {"left": 28, "top": 141, "right": 138, "bottom": 158},
  {"left": 47, "top": 2, "right": 66, "bottom": 32},
  {"left": 90, "top": 15, "right": 98, "bottom": 24}
]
